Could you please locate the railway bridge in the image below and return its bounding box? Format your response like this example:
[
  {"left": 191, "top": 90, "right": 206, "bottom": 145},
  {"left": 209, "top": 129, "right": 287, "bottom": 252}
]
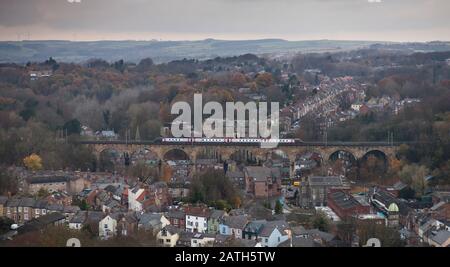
[{"left": 78, "top": 140, "right": 400, "bottom": 176}]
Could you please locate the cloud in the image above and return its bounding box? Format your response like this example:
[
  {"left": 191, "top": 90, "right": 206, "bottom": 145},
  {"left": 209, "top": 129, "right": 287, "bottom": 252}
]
[{"left": 0, "top": 0, "right": 448, "bottom": 42}]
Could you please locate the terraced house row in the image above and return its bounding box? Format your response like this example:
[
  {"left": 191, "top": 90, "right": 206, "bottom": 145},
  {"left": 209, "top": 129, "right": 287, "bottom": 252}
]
[{"left": 0, "top": 196, "right": 80, "bottom": 224}]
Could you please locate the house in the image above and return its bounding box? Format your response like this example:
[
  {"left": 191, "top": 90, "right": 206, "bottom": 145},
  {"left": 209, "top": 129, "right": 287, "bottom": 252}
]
[
  {"left": 26, "top": 175, "right": 88, "bottom": 195},
  {"left": 128, "top": 187, "right": 145, "bottom": 211},
  {"left": 219, "top": 215, "right": 248, "bottom": 239},
  {"left": 191, "top": 233, "right": 216, "bottom": 247},
  {"left": 430, "top": 201, "right": 450, "bottom": 221},
  {"left": 157, "top": 225, "right": 182, "bottom": 247},
  {"left": 98, "top": 130, "right": 118, "bottom": 140},
  {"left": 46, "top": 203, "right": 64, "bottom": 214},
  {"left": 258, "top": 220, "right": 290, "bottom": 247},
  {"left": 176, "top": 231, "right": 195, "bottom": 247},
  {"left": 102, "top": 199, "right": 122, "bottom": 213},
  {"left": 17, "top": 198, "right": 36, "bottom": 224},
  {"left": 4, "top": 198, "right": 19, "bottom": 222},
  {"left": 386, "top": 181, "right": 415, "bottom": 198},
  {"left": 185, "top": 206, "right": 211, "bottom": 233},
  {"left": 32, "top": 200, "right": 48, "bottom": 219},
  {"left": 215, "top": 236, "right": 262, "bottom": 247},
  {"left": 63, "top": 205, "right": 81, "bottom": 222},
  {"left": 127, "top": 183, "right": 171, "bottom": 212},
  {"left": 45, "top": 191, "right": 72, "bottom": 206},
  {"left": 99, "top": 214, "right": 119, "bottom": 240},
  {"left": 84, "top": 211, "right": 105, "bottom": 235},
  {"left": 416, "top": 217, "right": 450, "bottom": 245},
  {"left": 278, "top": 236, "right": 321, "bottom": 247},
  {"left": 226, "top": 170, "right": 245, "bottom": 189},
  {"left": 298, "top": 176, "right": 347, "bottom": 208},
  {"left": 370, "top": 187, "right": 410, "bottom": 227},
  {"left": 29, "top": 70, "right": 52, "bottom": 81},
  {"left": 116, "top": 212, "right": 138, "bottom": 236},
  {"left": 432, "top": 191, "right": 450, "bottom": 205},
  {"left": 428, "top": 230, "right": 450, "bottom": 247},
  {"left": 208, "top": 209, "right": 227, "bottom": 234},
  {"left": 69, "top": 211, "right": 87, "bottom": 230},
  {"left": 327, "top": 190, "right": 371, "bottom": 220},
  {"left": 244, "top": 166, "right": 282, "bottom": 198},
  {"left": 359, "top": 104, "right": 370, "bottom": 115},
  {"left": 351, "top": 102, "right": 363, "bottom": 112},
  {"left": 166, "top": 209, "right": 186, "bottom": 230},
  {"left": 168, "top": 185, "right": 190, "bottom": 200},
  {"left": 18, "top": 212, "right": 65, "bottom": 235},
  {"left": 0, "top": 196, "right": 8, "bottom": 216},
  {"left": 294, "top": 228, "right": 337, "bottom": 246},
  {"left": 137, "top": 212, "right": 170, "bottom": 234},
  {"left": 243, "top": 220, "right": 267, "bottom": 241}
]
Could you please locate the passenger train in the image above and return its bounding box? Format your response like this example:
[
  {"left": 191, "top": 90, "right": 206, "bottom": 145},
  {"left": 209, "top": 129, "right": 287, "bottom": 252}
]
[{"left": 161, "top": 137, "right": 297, "bottom": 144}]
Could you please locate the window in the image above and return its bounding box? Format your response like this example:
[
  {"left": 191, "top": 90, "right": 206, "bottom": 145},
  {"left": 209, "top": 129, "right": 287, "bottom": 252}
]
[
  {"left": 173, "top": 218, "right": 178, "bottom": 224},
  {"left": 18, "top": 207, "right": 22, "bottom": 212},
  {"left": 35, "top": 209, "right": 40, "bottom": 215},
  {"left": 166, "top": 239, "right": 170, "bottom": 243},
  {"left": 104, "top": 224, "right": 108, "bottom": 229},
  {"left": 42, "top": 209, "right": 46, "bottom": 214},
  {"left": 265, "top": 238, "right": 268, "bottom": 243},
  {"left": 278, "top": 237, "right": 280, "bottom": 242},
  {"left": 24, "top": 207, "right": 28, "bottom": 212},
  {"left": 24, "top": 214, "right": 29, "bottom": 220}
]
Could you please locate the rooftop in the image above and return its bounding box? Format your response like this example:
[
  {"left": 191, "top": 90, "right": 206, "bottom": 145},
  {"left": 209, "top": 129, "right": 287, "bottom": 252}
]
[
  {"left": 329, "top": 191, "right": 362, "bottom": 210},
  {"left": 245, "top": 166, "right": 280, "bottom": 182},
  {"left": 429, "top": 230, "right": 450, "bottom": 245},
  {"left": 309, "top": 176, "right": 343, "bottom": 187},
  {"left": 26, "top": 175, "right": 74, "bottom": 184}
]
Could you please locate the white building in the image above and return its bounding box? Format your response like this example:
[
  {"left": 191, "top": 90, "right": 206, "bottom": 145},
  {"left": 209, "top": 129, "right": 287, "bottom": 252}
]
[
  {"left": 185, "top": 207, "right": 210, "bottom": 233},
  {"left": 191, "top": 233, "right": 216, "bottom": 247},
  {"left": 128, "top": 187, "right": 145, "bottom": 212},
  {"left": 351, "top": 103, "right": 363, "bottom": 112},
  {"left": 259, "top": 221, "right": 290, "bottom": 247},
  {"left": 99, "top": 214, "right": 118, "bottom": 240},
  {"left": 157, "top": 226, "right": 181, "bottom": 247}
]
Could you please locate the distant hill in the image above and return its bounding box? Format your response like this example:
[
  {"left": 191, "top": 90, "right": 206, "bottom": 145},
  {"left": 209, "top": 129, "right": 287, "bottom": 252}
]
[
  {"left": 0, "top": 39, "right": 377, "bottom": 64},
  {"left": 0, "top": 39, "right": 449, "bottom": 64}
]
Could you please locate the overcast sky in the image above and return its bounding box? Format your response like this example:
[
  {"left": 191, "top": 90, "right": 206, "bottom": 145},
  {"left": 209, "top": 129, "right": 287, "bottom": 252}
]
[{"left": 0, "top": 0, "right": 449, "bottom": 42}]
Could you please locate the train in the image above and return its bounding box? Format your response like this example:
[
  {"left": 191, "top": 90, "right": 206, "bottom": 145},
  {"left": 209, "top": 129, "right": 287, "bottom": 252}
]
[{"left": 161, "top": 137, "right": 297, "bottom": 144}]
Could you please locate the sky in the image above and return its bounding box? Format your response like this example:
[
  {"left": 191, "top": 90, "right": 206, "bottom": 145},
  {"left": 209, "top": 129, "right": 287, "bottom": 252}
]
[{"left": 0, "top": 0, "right": 449, "bottom": 42}]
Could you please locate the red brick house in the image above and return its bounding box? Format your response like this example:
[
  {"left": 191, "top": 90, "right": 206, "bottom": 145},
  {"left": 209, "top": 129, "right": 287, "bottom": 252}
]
[
  {"left": 327, "top": 190, "right": 371, "bottom": 220},
  {"left": 166, "top": 209, "right": 186, "bottom": 230},
  {"left": 430, "top": 201, "right": 450, "bottom": 221},
  {"left": 244, "top": 166, "right": 282, "bottom": 198}
]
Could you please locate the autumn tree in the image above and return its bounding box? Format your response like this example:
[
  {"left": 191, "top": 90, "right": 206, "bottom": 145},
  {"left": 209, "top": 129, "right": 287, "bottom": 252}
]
[
  {"left": 255, "top": 72, "right": 273, "bottom": 89},
  {"left": 23, "top": 154, "right": 43, "bottom": 171}
]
